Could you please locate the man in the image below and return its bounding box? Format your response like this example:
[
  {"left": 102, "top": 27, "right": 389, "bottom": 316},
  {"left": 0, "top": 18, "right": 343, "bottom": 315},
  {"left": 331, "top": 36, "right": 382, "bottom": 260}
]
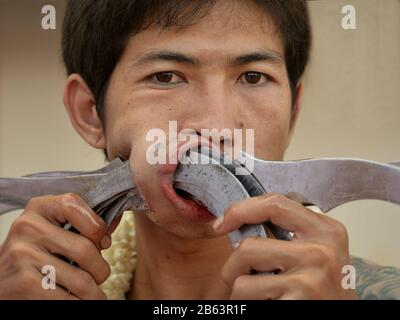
[{"left": 0, "top": 0, "right": 397, "bottom": 300}]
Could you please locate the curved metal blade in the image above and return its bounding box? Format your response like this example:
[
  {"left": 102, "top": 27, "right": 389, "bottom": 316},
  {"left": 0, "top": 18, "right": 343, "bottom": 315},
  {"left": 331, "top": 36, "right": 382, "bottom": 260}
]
[
  {"left": 240, "top": 153, "right": 400, "bottom": 212},
  {"left": 174, "top": 149, "right": 270, "bottom": 247},
  {"left": 82, "top": 161, "right": 148, "bottom": 225},
  {"left": 0, "top": 174, "right": 107, "bottom": 214},
  {"left": 0, "top": 159, "right": 145, "bottom": 218},
  {"left": 390, "top": 161, "right": 400, "bottom": 167}
]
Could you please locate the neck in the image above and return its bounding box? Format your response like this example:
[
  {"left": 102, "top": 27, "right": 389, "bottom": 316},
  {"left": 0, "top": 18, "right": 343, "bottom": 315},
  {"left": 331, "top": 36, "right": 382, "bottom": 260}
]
[{"left": 129, "top": 212, "right": 233, "bottom": 300}]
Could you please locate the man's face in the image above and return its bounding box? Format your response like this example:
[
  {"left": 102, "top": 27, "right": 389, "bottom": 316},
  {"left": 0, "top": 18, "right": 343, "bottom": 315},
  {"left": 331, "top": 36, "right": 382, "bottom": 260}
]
[{"left": 97, "top": 1, "right": 298, "bottom": 239}]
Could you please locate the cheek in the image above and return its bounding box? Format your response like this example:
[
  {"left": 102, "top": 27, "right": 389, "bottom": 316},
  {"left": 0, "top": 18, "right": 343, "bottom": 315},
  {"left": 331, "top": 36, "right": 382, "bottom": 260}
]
[
  {"left": 104, "top": 96, "right": 162, "bottom": 160},
  {"left": 245, "top": 96, "right": 291, "bottom": 159},
  {"left": 254, "top": 122, "right": 289, "bottom": 159}
]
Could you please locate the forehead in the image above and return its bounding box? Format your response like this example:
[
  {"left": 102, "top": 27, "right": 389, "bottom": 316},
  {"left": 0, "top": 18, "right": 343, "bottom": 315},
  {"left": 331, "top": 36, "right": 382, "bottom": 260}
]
[{"left": 120, "top": 0, "right": 284, "bottom": 64}]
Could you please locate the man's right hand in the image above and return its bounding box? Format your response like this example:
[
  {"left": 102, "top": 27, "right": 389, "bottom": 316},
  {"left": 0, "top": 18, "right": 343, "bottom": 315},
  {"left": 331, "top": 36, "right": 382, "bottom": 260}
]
[{"left": 0, "top": 193, "right": 111, "bottom": 299}]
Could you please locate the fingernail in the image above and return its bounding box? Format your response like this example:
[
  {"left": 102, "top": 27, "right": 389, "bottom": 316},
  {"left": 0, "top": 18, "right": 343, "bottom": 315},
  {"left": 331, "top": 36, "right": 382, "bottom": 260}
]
[
  {"left": 100, "top": 235, "right": 112, "bottom": 250},
  {"left": 213, "top": 216, "right": 224, "bottom": 231}
]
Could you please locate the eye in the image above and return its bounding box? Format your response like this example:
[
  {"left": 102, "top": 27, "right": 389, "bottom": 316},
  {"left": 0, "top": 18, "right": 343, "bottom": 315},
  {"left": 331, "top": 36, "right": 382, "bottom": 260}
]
[
  {"left": 238, "top": 72, "right": 269, "bottom": 85},
  {"left": 150, "top": 72, "right": 185, "bottom": 85}
]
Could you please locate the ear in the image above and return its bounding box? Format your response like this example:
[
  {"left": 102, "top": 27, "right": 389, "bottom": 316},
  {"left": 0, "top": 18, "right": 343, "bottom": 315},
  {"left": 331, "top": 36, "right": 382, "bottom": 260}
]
[
  {"left": 63, "top": 74, "right": 106, "bottom": 150},
  {"left": 285, "top": 83, "right": 303, "bottom": 149}
]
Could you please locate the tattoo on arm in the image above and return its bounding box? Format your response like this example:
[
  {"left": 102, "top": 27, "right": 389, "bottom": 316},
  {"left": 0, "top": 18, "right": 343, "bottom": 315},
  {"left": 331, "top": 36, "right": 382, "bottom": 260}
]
[{"left": 351, "top": 256, "right": 400, "bottom": 300}]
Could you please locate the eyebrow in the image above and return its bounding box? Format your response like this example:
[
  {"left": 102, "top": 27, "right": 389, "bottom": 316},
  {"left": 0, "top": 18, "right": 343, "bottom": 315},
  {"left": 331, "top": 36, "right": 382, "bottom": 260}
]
[
  {"left": 130, "top": 50, "right": 283, "bottom": 68},
  {"left": 231, "top": 51, "right": 283, "bottom": 65},
  {"left": 132, "top": 50, "right": 200, "bottom": 67}
]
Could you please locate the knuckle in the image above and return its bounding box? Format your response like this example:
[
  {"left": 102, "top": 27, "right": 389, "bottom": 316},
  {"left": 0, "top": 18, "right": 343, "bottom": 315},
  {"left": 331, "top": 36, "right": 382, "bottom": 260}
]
[
  {"left": 220, "top": 267, "right": 231, "bottom": 287},
  {"left": 331, "top": 220, "right": 348, "bottom": 242},
  {"left": 323, "top": 216, "right": 348, "bottom": 238},
  {"left": 76, "top": 238, "right": 97, "bottom": 262},
  {"left": 290, "top": 275, "right": 316, "bottom": 297},
  {"left": 94, "top": 288, "right": 108, "bottom": 300},
  {"left": 8, "top": 242, "right": 32, "bottom": 261},
  {"left": 226, "top": 202, "right": 241, "bottom": 218},
  {"left": 9, "top": 215, "right": 30, "bottom": 236},
  {"left": 73, "top": 270, "right": 96, "bottom": 295},
  {"left": 264, "top": 193, "right": 284, "bottom": 209},
  {"left": 309, "top": 244, "right": 325, "bottom": 261},
  {"left": 103, "top": 261, "right": 112, "bottom": 280},
  {"left": 90, "top": 224, "right": 107, "bottom": 241},
  {"left": 72, "top": 271, "right": 107, "bottom": 300},
  {"left": 26, "top": 196, "right": 46, "bottom": 210},
  {"left": 221, "top": 258, "right": 239, "bottom": 288},
  {"left": 309, "top": 243, "right": 336, "bottom": 264},
  {"left": 236, "top": 237, "right": 255, "bottom": 255},
  {"left": 60, "top": 193, "right": 106, "bottom": 239},
  {"left": 10, "top": 215, "right": 38, "bottom": 237},
  {"left": 96, "top": 260, "right": 112, "bottom": 284},
  {"left": 60, "top": 193, "right": 81, "bottom": 207},
  {"left": 10, "top": 215, "right": 31, "bottom": 234},
  {"left": 232, "top": 276, "right": 247, "bottom": 295},
  {"left": 267, "top": 193, "right": 284, "bottom": 202}
]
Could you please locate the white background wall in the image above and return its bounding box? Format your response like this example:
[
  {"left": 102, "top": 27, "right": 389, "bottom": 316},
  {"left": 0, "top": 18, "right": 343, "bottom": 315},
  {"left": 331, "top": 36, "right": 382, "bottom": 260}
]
[{"left": 0, "top": 0, "right": 399, "bottom": 267}]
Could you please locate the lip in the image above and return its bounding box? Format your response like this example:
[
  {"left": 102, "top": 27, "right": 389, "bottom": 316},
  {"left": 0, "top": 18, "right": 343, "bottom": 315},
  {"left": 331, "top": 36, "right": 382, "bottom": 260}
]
[
  {"left": 160, "top": 178, "right": 215, "bottom": 223},
  {"left": 158, "top": 138, "right": 217, "bottom": 223}
]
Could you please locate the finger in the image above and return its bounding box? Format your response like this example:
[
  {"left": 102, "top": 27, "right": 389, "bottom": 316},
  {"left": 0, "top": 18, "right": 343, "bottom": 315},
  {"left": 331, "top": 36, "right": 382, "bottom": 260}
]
[
  {"left": 30, "top": 214, "right": 111, "bottom": 284},
  {"left": 214, "top": 193, "right": 321, "bottom": 236},
  {"left": 230, "top": 274, "right": 289, "bottom": 300},
  {"left": 7, "top": 213, "right": 111, "bottom": 284},
  {"left": 222, "top": 237, "right": 309, "bottom": 287},
  {"left": 36, "top": 283, "right": 80, "bottom": 300},
  {"left": 32, "top": 250, "right": 107, "bottom": 299},
  {"left": 25, "top": 193, "right": 111, "bottom": 250},
  {"left": 13, "top": 267, "right": 79, "bottom": 300},
  {"left": 41, "top": 286, "right": 79, "bottom": 300}
]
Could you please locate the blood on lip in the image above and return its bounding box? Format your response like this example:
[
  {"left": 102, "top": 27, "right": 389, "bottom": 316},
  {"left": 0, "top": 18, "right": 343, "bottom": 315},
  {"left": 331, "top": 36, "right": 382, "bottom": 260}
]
[{"left": 160, "top": 174, "right": 215, "bottom": 222}]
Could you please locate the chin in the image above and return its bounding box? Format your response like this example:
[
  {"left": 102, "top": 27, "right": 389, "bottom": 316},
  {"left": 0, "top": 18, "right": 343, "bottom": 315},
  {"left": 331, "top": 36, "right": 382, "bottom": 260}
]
[{"left": 143, "top": 201, "right": 219, "bottom": 240}]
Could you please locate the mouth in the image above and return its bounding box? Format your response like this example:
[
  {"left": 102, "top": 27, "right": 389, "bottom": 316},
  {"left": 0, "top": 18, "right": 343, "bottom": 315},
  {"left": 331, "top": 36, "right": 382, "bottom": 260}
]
[
  {"left": 158, "top": 140, "right": 216, "bottom": 223},
  {"left": 161, "top": 180, "right": 215, "bottom": 223}
]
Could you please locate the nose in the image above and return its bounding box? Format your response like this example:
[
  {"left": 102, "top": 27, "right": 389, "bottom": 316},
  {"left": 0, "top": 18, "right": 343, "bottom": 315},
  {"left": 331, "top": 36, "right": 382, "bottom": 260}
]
[{"left": 180, "top": 83, "right": 243, "bottom": 154}]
